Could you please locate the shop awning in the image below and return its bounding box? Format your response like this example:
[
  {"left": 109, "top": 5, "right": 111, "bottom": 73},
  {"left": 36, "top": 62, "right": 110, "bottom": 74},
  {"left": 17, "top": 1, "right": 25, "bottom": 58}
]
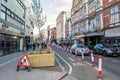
[{"left": 86, "top": 32, "right": 104, "bottom": 37}]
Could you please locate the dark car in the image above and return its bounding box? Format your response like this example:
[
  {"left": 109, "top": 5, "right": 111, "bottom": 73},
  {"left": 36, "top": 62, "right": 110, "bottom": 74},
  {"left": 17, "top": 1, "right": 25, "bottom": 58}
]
[{"left": 94, "top": 44, "right": 119, "bottom": 56}]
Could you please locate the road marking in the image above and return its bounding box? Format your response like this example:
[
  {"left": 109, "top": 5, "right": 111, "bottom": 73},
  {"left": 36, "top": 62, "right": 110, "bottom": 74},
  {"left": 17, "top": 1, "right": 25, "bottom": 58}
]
[
  {"left": 55, "top": 57, "right": 66, "bottom": 73},
  {"left": 111, "top": 60, "right": 120, "bottom": 63},
  {"left": 55, "top": 52, "right": 72, "bottom": 74},
  {"left": 85, "top": 61, "right": 98, "bottom": 71},
  {"left": 72, "top": 62, "right": 83, "bottom": 67},
  {"left": 0, "top": 56, "right": 21, "bottom": 67},
  {"left": 77, "top": 62, "right": 83, "bottom": 66},
  {"left": 68, "top": 58, "right": 75, "bottom": 62}
]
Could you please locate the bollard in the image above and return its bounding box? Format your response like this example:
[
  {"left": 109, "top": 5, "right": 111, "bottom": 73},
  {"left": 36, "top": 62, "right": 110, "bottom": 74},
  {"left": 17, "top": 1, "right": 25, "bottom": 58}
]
[
  {"left": 90, "top": 50, "right": 94, "bottom": 67},
  {"left": 98, "top": 55, "right": 103, "bottom": 78},
  {"left": 81, "top": 49, "right": 84, "bottom": 62}
]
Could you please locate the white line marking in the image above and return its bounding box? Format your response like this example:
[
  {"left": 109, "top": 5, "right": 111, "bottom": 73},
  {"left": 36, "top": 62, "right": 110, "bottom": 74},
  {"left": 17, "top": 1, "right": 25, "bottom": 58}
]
[
  {"left": 77, "top": 62, "right": 83, "bottom": 66},
  {"left": 55, "top": 57, "right": 66, "bottom": 73},
  {"left": 85, "top": 61, "right": 98, "bottom": 71},
  {"left": 68, "top": 58, "right": 75, "bottom": 62},
  {"left": 55, "top": 52, "right": 72, "bottom": 74},
  {"left": 0, "top": 56, "right": 21, "bottom": 67},
  {"left": 72, "top": 62, "right": 83, "bottom": 67}
]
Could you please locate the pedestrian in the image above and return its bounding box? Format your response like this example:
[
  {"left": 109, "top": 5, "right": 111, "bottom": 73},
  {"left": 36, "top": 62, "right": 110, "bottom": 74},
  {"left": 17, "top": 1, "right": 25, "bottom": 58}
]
[
  {"left": 33, "top": 43, "right": 36, "bottom": 51},
  {"left": 37, "top": 42, "right": 40, "bottom": 48}
]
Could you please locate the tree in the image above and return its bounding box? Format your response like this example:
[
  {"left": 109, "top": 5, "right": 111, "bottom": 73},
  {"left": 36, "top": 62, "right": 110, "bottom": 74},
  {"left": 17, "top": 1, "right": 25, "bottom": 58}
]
[{"left": 31, "top": 0, "right": 46, "bottom": 39}]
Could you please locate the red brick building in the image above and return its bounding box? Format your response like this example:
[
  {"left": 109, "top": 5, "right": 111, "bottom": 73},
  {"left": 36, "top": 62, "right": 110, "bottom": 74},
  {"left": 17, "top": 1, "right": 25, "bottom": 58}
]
[
  {"left": 103, "top": 0, "right": 120, "bottom": 45},
  {"left": 71, "top": 0, "right": 120, "bottom": 46}
]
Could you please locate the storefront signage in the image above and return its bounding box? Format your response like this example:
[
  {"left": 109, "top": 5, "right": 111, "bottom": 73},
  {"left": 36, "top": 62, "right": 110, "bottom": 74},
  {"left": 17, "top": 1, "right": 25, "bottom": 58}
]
[
  {"left": 105, "top": 28, "right": 120, "bottom": 37},
  {"left": 25, "top": 36, "right": 30, "bottom": 41}
]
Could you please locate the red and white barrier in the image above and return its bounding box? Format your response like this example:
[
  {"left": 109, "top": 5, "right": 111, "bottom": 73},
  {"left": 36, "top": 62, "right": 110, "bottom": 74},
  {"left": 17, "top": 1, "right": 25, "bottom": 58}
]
[
  {"left": 81, "top": 49, "right": 84, "bottom": 62},
  {"left": 98, "top": 55, "right": 103, "bottom": 78},
  {"left": 90, "top": 50, "right": 94, "bottom": 67}
]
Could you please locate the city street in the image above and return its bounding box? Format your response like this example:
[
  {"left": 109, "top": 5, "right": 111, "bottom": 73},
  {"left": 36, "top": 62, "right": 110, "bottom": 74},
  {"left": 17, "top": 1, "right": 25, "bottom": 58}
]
[
  {"left": 0, "top": 46, "right": 120, "bottom": 80},
  {"left": 54, "top": 46, "right": 120, "bottom": 80},
  {"left": 1, "top": 0, "right": 120, "bottom": 80}
]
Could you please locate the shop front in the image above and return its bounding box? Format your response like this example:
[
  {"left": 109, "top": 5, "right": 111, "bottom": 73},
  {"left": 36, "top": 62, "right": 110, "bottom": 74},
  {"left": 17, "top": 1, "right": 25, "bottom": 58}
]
[
  {"left": 105, "top": 27, "right": 120, "bottom": 46},
  {"left": 84, "top": 32, "right": 104, "bottom": 46},
  {"left": 0, "top": 33, "right": 21, "bottom": 56},
  {"left": 0, "top": 23, "right": 24, "bottom": 56}
]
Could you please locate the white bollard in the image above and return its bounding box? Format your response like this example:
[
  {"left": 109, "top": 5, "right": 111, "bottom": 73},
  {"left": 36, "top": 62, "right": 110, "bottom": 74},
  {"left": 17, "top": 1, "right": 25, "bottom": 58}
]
[
  {"left": 90, "top": 50, "right": 94, "bottom": 67},
  {"left": 98, "top": 55, "right": 103, "bottom": 78},
  {"left": 81, "top": 49, "right": 84, "bottom": 62}
]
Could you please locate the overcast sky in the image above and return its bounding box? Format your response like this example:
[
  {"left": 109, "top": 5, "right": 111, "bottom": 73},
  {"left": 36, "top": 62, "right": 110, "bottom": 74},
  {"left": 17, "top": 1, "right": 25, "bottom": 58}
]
[{"left": 30, "top": 0, "right": 72, "bottom": 35}]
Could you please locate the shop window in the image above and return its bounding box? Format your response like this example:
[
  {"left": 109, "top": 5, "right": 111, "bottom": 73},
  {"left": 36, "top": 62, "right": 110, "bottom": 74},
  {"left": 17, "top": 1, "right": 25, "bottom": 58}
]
[
  {"left": 1, "top": 41, "right": 5, "bottom": 48},
  {"left": 6, "top": 41, "right": 10, "bottom": 47},
  {"left": 0, "top": 41, "right": 1, "bottom": 49}
]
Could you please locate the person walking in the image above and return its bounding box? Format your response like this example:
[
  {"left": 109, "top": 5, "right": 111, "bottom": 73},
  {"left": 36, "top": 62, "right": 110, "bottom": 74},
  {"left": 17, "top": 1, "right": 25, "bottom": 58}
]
[{"left": 33, "top": 43, "right": 36, "bottom": 51}]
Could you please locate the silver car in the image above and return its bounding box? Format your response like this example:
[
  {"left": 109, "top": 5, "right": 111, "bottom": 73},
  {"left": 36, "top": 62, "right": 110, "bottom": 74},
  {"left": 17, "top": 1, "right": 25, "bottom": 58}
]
[{"left": 71, "top": 44, "right": 90, "bottom": 56}]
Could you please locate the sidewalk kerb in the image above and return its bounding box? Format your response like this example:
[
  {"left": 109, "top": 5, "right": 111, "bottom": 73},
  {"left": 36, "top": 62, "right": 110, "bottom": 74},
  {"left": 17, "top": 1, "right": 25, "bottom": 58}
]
[
  {"left": 0, "top": 50, "right": 32, "bottom": 67},
  {"left": 0, "top": 56, "right": 21, "bottom": 67},
  {"left": 55, "top": 57, "right": 66, "bottom": 73},
  {"left": 55, "top": 52, "right": 72, "bottom": 74}
]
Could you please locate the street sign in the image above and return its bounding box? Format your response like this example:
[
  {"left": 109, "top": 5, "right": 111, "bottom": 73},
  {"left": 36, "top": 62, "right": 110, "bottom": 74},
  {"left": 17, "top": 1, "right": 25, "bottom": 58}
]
[{"left": 17, "top": 53, "right": 31, "bottom": 72}]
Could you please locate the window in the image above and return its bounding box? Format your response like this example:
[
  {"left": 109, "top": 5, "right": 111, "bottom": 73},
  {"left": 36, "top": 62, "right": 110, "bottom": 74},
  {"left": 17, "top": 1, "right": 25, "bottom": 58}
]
[
  {"left": 83, "top": 6, "right": 86, "bottom": 16},
  {"left": 96, "top": 0, "right": 100, "bottom": 9},
  {"left": 110, "top": 5, "right": 119, "bottom": 24},
  {"left": 1, "top": 5, "right": 6, "bottom": 12},
  {"left": 96, "top": 15, "right": 101, "bottom": 28},
  {"left": 109, "top": 0, "right": 112, "bottom": 2},
  {"left": 1, "top": 12, "right": 6, "bottom": 20},
  {"left": 7, "top": 10, "right": 11, "bottom": 15}
]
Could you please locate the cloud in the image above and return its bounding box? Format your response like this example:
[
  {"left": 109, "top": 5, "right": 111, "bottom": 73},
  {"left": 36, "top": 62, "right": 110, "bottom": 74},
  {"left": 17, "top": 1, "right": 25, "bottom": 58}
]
[{"left": 41, "top": 0, "right": 72, "bottom": 29}]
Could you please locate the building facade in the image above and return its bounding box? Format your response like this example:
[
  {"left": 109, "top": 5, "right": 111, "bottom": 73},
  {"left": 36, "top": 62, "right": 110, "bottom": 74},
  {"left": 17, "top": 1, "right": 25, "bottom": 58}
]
[
  {"left": 24, "top": 0, "right": 34, "bottom": 50},
  {"left": 103, "top": 0, "right": 120, "bottom": 46},
  {"left": 85, "top": 0, "right": 104, "bottom": 46},
  {"left": 71, "top": 0, "right": 104, "bottom": 46},
  {"left": 56, "top": 11, "right": 70, "bottom": 43},
  {"left": 71, "top": 0, "right": 120, "bottom": 46},
  {"left": 47, "top": 25, "right": 51, "bottom": 44},
  {"left": 0, "top": 0, "right": 26, "bottom": 56},
  {"left": 50, "top": 27, "right": 57, "bottom": 43}
]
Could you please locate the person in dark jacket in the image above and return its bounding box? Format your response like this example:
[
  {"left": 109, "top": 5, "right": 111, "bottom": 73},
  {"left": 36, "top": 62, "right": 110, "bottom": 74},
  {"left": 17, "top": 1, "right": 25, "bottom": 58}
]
[{"left": 33, "top": 43, "right": 36, "bottom": 51}]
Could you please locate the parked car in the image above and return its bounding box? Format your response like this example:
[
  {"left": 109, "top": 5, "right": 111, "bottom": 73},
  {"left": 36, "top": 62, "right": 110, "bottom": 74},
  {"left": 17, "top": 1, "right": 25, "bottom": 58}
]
[
  {"left": 94, "top": 44, "right": 119, "bottom": 56},
  {"left": 71, "top": 44, "right": 90, "bottom": 56}
]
